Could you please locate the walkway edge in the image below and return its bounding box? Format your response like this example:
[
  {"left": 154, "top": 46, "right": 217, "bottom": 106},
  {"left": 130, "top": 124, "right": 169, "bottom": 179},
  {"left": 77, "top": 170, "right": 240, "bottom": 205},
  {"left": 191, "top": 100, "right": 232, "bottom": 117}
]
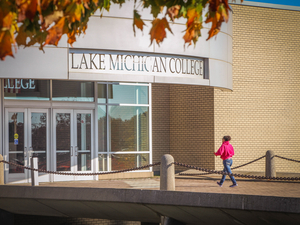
[{"left": 0, "top": 186, "right": 299, "bottom": 214}]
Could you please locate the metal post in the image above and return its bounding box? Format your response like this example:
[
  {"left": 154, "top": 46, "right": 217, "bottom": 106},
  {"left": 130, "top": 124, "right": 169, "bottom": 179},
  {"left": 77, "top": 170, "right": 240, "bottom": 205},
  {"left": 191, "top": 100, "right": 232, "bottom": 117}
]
[
  {"left": 0, "top": 155, "right": 4, "bottom": 185},
  {"left": 160, "top": 155, "right": 184, "bottom": 225},
  {"left": 31, "top": 157, "right": 39, "bottom": 186},
  {"left": 266, "top": 150, "right": 276, "bottom": 177},
  {"left": 160, "top": 154, "right": 175, "bottom": 191}
]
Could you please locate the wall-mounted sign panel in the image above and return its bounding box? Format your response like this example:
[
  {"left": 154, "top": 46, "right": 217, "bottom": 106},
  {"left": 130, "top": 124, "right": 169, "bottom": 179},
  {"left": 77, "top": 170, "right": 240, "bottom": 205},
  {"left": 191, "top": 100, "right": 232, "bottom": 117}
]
[{"left": 69, "top": 49, "right": 209, "bottom": 86}]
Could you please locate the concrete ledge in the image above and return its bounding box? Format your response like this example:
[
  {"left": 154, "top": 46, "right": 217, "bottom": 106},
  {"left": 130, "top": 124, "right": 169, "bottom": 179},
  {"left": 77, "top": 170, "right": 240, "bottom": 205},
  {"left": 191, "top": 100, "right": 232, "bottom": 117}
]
[
  {"left": 98, "top": 172, "right": 153, "bottom": 180},
  {"left": 0, "top": 186, "right": 299, "bottom": 213},
  {"left": 0, "top": 186, "right": 299, "bottom": 224}
]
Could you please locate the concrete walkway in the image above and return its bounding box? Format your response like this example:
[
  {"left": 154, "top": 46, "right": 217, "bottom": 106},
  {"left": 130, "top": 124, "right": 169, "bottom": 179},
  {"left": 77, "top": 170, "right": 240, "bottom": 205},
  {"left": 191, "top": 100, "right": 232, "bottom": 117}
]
[
  {"left": 10, "top": 174, "right": 300, "bottom": 198},
  {"left": 3, "top": 174, "right": 300, "bottom": 225}
]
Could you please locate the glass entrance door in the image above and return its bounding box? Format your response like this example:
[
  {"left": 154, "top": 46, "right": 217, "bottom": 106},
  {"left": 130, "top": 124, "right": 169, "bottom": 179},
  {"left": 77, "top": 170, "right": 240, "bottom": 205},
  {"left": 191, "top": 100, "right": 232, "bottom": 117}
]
[
  {"left": 5, "top": 108, "right": 50, "bottom": 183},
  {"left": 53, "top": 109, "right": 93, "bottom": 181}
]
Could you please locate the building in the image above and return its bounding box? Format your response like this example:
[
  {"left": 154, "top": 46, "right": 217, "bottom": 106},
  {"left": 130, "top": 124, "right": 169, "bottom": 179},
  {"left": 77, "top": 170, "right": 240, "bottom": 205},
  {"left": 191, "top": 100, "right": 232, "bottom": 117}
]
[{"left": 0, "top": 0, "right": 299, "bottom": 184}]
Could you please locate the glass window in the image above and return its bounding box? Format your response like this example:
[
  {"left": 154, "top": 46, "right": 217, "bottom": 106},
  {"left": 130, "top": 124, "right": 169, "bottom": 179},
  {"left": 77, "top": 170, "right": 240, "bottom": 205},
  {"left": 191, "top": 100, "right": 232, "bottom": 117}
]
[
  {"left": 97, "top": 83, "right": 113, "bottom": 103},
  {"left": 4, "top": 79, "right": 50, "bottom": 100},
  {"left": 109, "top": 106, "right": 149, "bottom": 152},
  {"left": 108, "top": 84, "right": 148, "bottom": 104},
  {"left": 98, "top": 105, "right": 107, "bottom": 152},
  {"left": 52, "top": 80, "right": 94, "bottom": 102},
  {"left": 77, "top": 113, "right": 92, "bottom": 171},
  {"left": 98, "top": 154, "right": 107, "bottom": 171},
  {"left": 111, "top": 153, "right": 149, "bottom": 171},
  {"left": 97, "top": 84, "right": 106, "bottom": 103},
  {"left": 31, "top": 112, "right": 47, "bottom": 171},
  {"left": 8, "top": 112, "right": 24, "bottom": 173}
]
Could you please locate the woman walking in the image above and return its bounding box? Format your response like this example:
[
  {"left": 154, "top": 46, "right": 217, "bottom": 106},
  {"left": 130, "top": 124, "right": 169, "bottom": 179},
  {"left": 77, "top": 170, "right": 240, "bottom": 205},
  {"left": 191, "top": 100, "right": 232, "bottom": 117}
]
[{"left": 214, "top": 136, "right": 238, "bottom": 187}]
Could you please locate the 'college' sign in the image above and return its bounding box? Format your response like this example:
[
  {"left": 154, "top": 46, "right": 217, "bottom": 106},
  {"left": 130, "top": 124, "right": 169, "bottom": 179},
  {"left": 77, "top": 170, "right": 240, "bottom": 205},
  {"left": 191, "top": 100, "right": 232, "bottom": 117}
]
[{"left": 69, "top": 50, "right": 207, "bottom": 79}]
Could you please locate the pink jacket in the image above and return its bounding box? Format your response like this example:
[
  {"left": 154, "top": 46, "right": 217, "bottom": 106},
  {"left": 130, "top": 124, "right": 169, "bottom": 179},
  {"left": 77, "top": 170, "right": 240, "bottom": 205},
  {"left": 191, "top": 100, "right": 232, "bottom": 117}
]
[{"left": 214, "top": 141, "right": 235, "bottom": 160}]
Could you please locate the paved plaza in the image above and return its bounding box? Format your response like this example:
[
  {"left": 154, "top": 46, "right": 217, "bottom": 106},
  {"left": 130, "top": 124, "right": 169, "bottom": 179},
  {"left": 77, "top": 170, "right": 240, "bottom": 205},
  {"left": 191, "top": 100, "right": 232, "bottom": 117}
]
[{"left": 11, "top": 173, "right": 300, "bottom": 198}]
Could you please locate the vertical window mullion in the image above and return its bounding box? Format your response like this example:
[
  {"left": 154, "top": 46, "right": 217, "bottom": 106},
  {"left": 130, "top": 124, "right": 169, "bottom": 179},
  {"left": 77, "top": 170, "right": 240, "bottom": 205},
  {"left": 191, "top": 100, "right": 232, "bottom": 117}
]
[{"left": 106, "top": 83, "right": 110, "bottom": 171}]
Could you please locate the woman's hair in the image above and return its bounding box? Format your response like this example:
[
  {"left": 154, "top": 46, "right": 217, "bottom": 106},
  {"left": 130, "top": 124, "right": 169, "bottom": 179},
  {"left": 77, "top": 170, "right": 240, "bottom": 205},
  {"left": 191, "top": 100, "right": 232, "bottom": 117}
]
[{"left": 223, "top": 136, "right": 231, "bottom": 141}]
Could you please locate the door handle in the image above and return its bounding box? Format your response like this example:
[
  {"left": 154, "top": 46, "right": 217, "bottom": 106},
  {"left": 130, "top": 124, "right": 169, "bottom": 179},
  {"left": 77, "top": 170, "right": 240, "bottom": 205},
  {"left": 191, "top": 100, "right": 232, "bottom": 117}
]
[
  {"left": 29, "top": 146, "right": 33, "bottom": 158},
  {"left": 75, "top": 146, "right": 78, "bottom": 156},
  {"left": 71, "top": 146, "right": 73, "bottom": 156}
]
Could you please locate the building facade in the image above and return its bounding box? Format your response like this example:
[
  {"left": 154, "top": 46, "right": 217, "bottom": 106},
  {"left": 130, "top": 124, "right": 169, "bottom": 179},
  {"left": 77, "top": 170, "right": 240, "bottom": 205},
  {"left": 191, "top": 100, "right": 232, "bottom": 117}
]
[{"left": 0, "top": 1, "right": 300, "bottom": 184}]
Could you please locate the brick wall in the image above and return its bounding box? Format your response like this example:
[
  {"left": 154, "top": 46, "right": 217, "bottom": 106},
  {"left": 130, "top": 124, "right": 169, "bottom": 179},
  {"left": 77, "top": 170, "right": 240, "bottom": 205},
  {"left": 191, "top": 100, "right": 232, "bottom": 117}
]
[
  {"left": 152, "top": 84, "right": 215, "bottom": 172},
  {"left": 152, "top": 84, "right": 171, "bottom": 173},
  {"left": 214, "top": 5, "right": 300, "bottom": 173},
  {"left": 170, "top": 85, "right": 215, "bottom": 170}
]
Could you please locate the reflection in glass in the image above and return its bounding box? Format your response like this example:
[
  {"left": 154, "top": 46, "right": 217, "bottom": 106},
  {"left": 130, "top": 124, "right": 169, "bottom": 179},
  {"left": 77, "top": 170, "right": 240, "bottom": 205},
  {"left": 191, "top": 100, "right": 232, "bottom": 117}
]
[
  {"left": 9, "top": 112, "right": 24, "bottom": 152},
  {"left": 111, "top": 154, "right": 149, "bottom": 171},
  {"left": 77, "top": 113, "right": 91, "bottom": 151},
  {"left": 97, "top": 84, "right": 106, "bottom": 103},
  {"left": 78, "top": 153, "right": 91, "bottom": 171},
  {"left": 31, "top": 113, "right": 47, "bottom": 170},
  {"left": 52, "top": 80, "right": 94, "bottom": 102},
  {"left": 98, "top": 154, "right": 107, "bottom": 171},
  {"left": 77, "top": 113, "right": 91, "bottom": 171},
  {"left": 32, "top": 153, "right": 46, "bottom": 171},
  {"left": 98, "top": 106, "right": 107, "bottom": 152},
  {"left": 56, "top": 113, "right": 71, "bottom": 171},
  {"left": 56, "top": 152, "right": 70, "bottom": 171},
  {"left": 31, "top": 113, "right": 47, "bottom": 151},
  {"left": 9, "top": 153, "right": 24, "bottom": 173},
  {"left": 109, "top": 106, "right": 149, "bottom": 152},
  {"left": 56, "top": 113, "right": 70, "bottom": 150},
  {"left": 4, "top": 79, "right": 50, "bottom": 100},
  {"left": 8, "top": 112, "right": 24, "bottom": 173},
  {"left": 108, "top": 85, "right": 148, "bottom": 104}
]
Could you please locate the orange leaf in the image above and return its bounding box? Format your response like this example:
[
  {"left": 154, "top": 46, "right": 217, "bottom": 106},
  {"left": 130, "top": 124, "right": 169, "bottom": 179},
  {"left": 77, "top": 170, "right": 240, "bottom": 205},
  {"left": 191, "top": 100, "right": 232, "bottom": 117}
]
[
  {"left": 25, "top": 0, "right": 38, "bottom": 21},
  {"left": 183, "top": 26, "right": 194, "bottom": 46},
  {"left": 2, "top": 11, "right": 14, "bottom": 29},
  {"left": 67, "top": 30, "right": 76, "bottom": 46},
  {"left": 65, "top": 2, "right": 84, "bottom": 23},
  {"left": 167, "top": 5, "right": 180, "bottom": 21},
  {"left": 133, "top": 10, "right": 145, "bottom": 36},
  {"left": 0, "top": 30, "right": 14, "bottom": 60},
  {"left": 149, "top": 17, "right": 173, "bottom": 46},
  {"left": 15, "top": 25, "right": 28, "bottom": 46},
  {"left": 17, "top": 1, "right": 29, "bottom": 22},
  {"left": 44, "top": 17, "right": 65, "bottom": 46},
  {"left": 186, "top": 8, "right": 198, "bottom": 27},
  {"left": 44, "top": 10, "right": 63, "bottom": 28}
]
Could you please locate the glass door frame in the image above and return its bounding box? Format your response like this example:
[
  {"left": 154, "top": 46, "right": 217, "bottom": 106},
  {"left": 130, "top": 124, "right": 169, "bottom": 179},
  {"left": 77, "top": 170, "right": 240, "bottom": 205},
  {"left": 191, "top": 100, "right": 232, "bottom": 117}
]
[
  {"left": 74, "top": 109, "right": 94, "bottom": 181},
  {"left": 52, "top": 109, "right": 94, "bottom": 182},
  {"left": 4, "top": 108, "right": 50, "bottom": 184},
  {"left": 4, "top": 108, "right": 28, "bottom": 183},
  {"left": 28, "top": 108, "right": 50, "bottom": 183}
]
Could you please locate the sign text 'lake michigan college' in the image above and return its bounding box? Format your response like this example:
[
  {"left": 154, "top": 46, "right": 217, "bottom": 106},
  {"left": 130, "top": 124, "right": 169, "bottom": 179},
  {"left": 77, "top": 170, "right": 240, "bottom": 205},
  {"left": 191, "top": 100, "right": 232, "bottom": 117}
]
[{"left": 69, "top": 51, "right": 205, "bottom": 78}]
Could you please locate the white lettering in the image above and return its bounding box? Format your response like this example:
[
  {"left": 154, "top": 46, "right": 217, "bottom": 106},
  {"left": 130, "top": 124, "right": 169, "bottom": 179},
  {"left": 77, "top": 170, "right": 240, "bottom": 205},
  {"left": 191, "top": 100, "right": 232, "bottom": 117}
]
[{"left": 29, "top": 79, "right": 35, "bottom": 89}]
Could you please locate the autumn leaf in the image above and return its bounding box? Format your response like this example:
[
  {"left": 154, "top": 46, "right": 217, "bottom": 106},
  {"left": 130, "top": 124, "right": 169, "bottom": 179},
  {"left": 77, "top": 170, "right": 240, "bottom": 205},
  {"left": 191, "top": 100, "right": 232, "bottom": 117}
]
[
  {"left": 44, "top": 11, "right": 64, "bottom": 28},
  {"left": 151, "top": 5, "right": 163, "bottom": 18},
  {"left": 65, "top": 2, "right": 85, "bottom": 23},
  {"left": 133, "top": 10, "right": 145, "bottom": 36},
  {"left": 205, "top": 0, "right": 232, "bottom": 40},
  {"left": 67, "top": 30, "right": 76, "bottom": 46},
  {"left": 167, "top": 5, "right": 180, "bottom": 21},
  {"left": 0, "top": 0, "right": 235, "bottom": 60},
  {"left": 44, "top": 17, "right": 66, "bottom": 46},
  {"left": 186, "top": 8, "right": 198, "bottom": 27},
  {"left": 26, "top": 0, "right": 38, "bottom": 21},
  {"left": 15, "top": 24, "right": 28, "bottom": 46},
  {"left": 149, "top": 17, "right": 173, "bottom": 46},
  {"left": 0, "top": 30, "right": 14, "bottom": 60}
]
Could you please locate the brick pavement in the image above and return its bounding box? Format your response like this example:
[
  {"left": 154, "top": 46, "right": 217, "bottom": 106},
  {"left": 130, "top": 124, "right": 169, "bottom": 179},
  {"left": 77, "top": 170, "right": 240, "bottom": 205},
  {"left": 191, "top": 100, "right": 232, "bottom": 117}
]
[{"left": 12, "top": 175, "right": 299, "bottom": 199}]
